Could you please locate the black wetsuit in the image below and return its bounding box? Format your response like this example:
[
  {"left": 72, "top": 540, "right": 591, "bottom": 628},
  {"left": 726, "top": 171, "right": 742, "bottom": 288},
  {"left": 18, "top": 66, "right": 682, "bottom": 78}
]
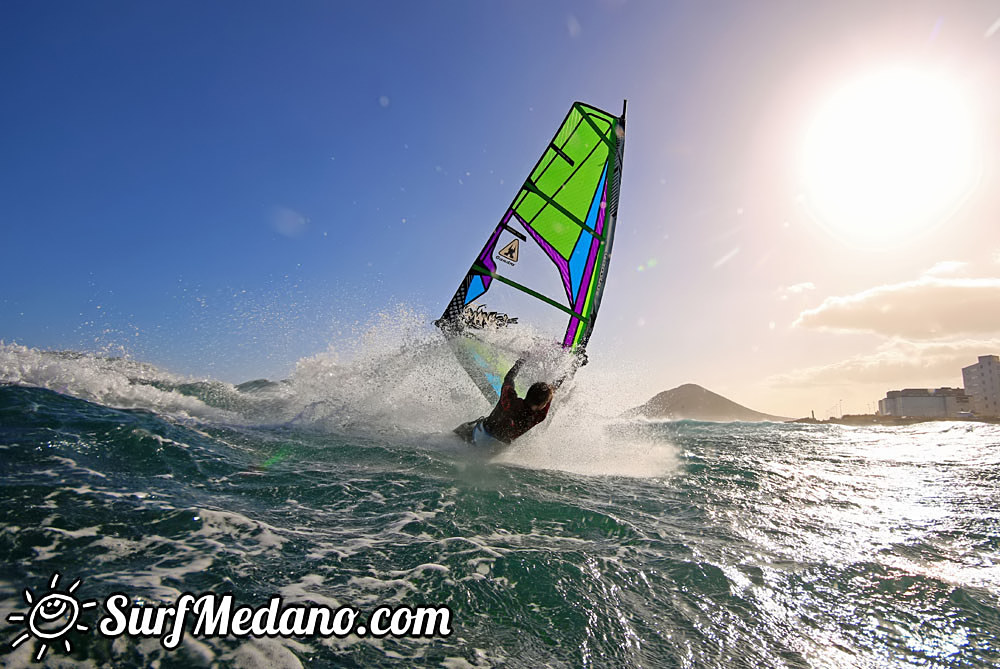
[{"left": 481, "top": 360, "right": 550, "bottom": 444}]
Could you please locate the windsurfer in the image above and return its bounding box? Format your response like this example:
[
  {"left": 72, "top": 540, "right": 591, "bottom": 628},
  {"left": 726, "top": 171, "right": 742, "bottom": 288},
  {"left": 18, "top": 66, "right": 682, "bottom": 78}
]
[{"left": 454, "top": 358, "right": 556, "bottom": 451}]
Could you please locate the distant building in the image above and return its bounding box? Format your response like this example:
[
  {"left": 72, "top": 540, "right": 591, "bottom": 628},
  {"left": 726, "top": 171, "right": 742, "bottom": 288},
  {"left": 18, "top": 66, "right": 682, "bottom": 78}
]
[
  {"left": 878, "top": 388, "right": 972, "bottom": 418},
  {"left": 962, "top": 355, "right": 1000, "bottom": 417}
]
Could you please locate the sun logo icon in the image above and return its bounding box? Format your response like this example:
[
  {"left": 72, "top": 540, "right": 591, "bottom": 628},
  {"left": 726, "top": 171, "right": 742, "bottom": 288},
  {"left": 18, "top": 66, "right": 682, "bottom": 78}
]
[{"left": 6, "top": 572, "right": 99, "bottom": 661}]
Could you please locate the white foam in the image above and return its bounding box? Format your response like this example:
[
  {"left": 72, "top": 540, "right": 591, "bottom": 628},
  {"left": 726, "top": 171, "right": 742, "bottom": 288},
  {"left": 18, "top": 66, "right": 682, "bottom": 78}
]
[
  {"left": 277, "top": 573, "right": 343, "bottom": 609},
  {"left": 220, "top": 638, "right": 307, "bottom": 669},
  {"left": 0, "top": 343, "right": 236, "bottom": 422},
  {"left": 386, "top": 562, "right": 451, "bottom": 578},
  {"left": 442, "top": 648, "right": 498, "bottom": 668},
  {"left": 194, "top": 508, "right": 289, "bottom": 555},
  {"left": 50, "top": 455, "right": 109, "bottom": 480}
]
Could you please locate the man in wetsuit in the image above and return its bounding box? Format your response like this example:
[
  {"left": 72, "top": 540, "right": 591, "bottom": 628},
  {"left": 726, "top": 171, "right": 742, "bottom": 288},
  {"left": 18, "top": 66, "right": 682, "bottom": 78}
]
[{"left": 455, "top": 358, "right": 555, "bottom": 451}]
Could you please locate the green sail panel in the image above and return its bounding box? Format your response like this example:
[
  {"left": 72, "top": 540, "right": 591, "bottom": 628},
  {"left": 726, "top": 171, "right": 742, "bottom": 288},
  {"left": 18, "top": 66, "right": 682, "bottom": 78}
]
[{"left": 437, "top": 101, "right": 626, "bottom": 403}]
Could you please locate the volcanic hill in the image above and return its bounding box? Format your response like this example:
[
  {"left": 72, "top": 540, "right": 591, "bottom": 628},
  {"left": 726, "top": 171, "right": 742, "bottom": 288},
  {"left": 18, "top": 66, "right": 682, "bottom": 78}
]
[{"left": 627, "top": 384, "right": 789, "bottom": 422}]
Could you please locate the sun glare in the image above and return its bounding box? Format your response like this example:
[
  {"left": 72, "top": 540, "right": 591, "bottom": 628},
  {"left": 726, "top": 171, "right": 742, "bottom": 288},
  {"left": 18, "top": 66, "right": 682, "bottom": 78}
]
[{"left": 802, "top": 68, "right": 979, "bottom": 248}]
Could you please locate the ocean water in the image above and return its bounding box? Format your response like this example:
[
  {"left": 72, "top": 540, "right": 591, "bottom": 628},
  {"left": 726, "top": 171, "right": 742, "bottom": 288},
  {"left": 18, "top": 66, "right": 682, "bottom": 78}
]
[{"left": 1, "top": 341, "right": 999, "bottom": 668}]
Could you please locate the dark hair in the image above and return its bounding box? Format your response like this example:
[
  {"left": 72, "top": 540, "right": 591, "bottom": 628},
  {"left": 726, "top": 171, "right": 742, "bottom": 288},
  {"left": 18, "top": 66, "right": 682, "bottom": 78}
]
[{"left": 526, "top": 382, "right": 553, "bottom": 407}]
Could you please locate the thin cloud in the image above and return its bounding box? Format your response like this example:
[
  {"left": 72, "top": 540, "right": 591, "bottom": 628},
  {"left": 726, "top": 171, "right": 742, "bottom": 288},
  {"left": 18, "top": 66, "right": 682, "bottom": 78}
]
[
  {"left": 767, "top": 339, "right": 1000, "bottom": 388},
  {"left": 794, "top": 276, "right": 1000, "bottom": 339},
  {"left": 777, "top": 282, "right": 815, "bottom": 301},
  {"left": 923, "top": 261, "right": 967, "bottom": 277}
]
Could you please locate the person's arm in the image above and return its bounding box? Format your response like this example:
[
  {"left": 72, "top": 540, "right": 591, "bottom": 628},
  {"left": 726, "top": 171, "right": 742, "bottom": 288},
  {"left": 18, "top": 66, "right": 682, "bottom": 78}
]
[{"left": 503, "top": 358, "right": 525, "bottom": 388}]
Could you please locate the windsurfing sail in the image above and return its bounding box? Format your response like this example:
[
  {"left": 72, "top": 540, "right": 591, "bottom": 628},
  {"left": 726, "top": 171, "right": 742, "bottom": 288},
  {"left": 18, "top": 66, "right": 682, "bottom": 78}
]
[{"left": 436, "top": 101, "right": 626, "bottom": 403}]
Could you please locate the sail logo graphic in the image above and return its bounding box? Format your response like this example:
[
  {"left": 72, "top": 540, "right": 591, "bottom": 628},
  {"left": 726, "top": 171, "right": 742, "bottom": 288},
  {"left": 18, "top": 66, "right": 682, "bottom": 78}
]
[
  {"left": 461, "top": 304, "right": 518, "bottom": 329},
  {"left": 496, "top": 239, "right": 519, "bottom": 266},
  {"left": 6, "top": 572, "right": 99, "bottom": 662}
]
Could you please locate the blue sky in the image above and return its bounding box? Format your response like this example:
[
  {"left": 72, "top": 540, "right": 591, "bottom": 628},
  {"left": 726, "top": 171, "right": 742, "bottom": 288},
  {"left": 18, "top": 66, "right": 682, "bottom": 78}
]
[{"left": 5, "top": 1, "right": 1000, "bottom": 416}]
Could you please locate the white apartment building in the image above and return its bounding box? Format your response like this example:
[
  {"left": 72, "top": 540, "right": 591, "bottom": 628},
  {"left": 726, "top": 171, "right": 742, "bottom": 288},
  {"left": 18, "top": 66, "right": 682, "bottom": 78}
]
[
  {"left": 878, "top": 388, "right": 972, "bottom": 418},
  {"left": 962, "top": 354, "right": 1000, "bottom": 417}
]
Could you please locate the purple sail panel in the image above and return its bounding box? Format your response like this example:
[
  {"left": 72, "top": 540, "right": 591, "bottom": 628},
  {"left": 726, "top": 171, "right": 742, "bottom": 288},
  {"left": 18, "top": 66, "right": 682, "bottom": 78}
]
[
  {"left": 562, "top": 317, "right": 582, "bottom": 348},
  {"left": 562, "top": 235, "right": 600, "bottom": 348},
  {"left": 594, "top": 180, "right": 607, "bottom": 236},
  {"left": 573, "top": 236, "right": 601, "bottom": 313},
  {"left": 478, "top": 210, "right": 516, "bottom": 275},
  {"left": 471, "top": 210, "right": 518, "bottom": 295},
  {"left": 516, "top": 213, "right": 574, "bottom": 305}
]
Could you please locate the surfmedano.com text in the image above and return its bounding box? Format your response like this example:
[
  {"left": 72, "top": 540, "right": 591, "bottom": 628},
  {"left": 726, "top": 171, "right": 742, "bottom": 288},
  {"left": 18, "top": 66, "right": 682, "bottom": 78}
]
[{"left": 98, "top": 593, "right": 452, "bottom": 649}]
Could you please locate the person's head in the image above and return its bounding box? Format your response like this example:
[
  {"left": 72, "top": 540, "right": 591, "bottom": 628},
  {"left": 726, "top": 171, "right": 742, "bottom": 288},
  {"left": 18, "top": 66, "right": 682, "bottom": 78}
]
[{"left": 525, "top": 382, "right": 553, "bottom": 410}]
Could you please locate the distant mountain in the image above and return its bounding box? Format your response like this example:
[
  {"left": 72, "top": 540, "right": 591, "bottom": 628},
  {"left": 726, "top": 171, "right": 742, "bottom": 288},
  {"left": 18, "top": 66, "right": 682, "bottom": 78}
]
[{"left": 626, "top": 384, "right": 789, "bottom": 422}]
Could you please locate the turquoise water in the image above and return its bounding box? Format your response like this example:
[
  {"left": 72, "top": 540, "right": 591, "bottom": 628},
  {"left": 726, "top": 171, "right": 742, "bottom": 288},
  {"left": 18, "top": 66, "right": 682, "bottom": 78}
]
[{"left": 2, "top": 345, "right": 999, "bottom": 667}]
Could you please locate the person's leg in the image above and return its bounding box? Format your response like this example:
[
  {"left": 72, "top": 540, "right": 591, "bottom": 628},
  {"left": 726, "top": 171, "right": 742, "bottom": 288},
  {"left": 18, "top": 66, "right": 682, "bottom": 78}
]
[
  {"left": 472, "top": 421, "right": 506, "bottom": 452},
  {"left": 453, "top": 418, "right": 480, "bottom": 443}
]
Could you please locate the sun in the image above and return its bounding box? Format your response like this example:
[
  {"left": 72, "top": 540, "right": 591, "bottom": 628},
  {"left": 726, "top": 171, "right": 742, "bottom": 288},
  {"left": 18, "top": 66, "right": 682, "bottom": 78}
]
[
  {"left": 6, "top": 572, "right": 99, "bottom": 661},
  {"left": 801, "top": 67, "right": 980, "bottom": 248}
]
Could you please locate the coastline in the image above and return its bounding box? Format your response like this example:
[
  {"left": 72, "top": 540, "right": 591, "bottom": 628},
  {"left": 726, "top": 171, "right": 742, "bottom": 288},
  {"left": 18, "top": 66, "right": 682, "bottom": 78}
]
[{"left": 788, "top": 414, "right": 1000, "bottom": 426}]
